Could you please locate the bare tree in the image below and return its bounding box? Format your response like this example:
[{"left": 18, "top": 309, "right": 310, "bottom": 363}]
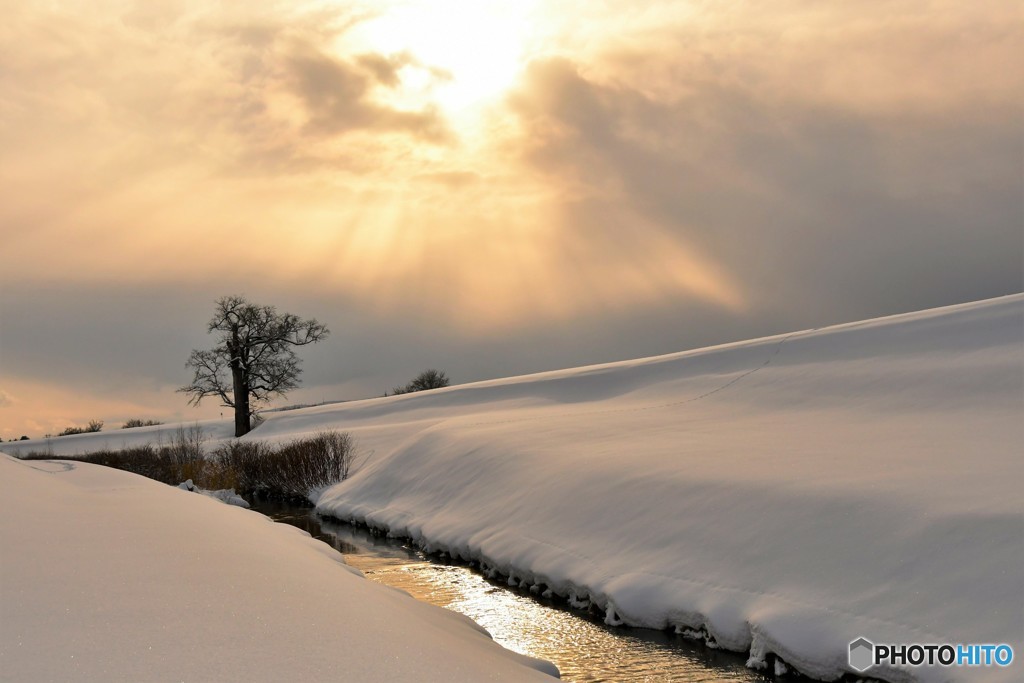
[{"left": 179, "top": 296, "right": 329, "bottom": 437}]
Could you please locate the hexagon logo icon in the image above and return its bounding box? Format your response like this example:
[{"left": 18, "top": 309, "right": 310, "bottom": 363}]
[{"left": 849, "top": 637, "right": 875, "bottom": 672}]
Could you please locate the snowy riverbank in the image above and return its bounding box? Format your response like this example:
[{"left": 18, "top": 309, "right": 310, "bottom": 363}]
[
  {"left": 0, "top": 455, "right": 558, "bottom": 681},
  {"left": 311, "top": 294, "right": 1022, "bottom": 683},
  {"left": 3, "top": 294, "right": 1020, "bottom": 682}
]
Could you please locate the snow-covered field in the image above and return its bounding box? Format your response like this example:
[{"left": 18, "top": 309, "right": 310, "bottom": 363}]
[
  {"left": 0, "top": 455, "right": 558, "bottom": 681},
  {"left": 3, "top": 294, "right": 1021, "bottom": 682}
]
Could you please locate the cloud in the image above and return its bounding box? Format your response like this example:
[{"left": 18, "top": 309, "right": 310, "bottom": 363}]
[
  {"left": 1, "top": 0, "right": 1020, "bottom": 437},
  {"left": 284, "top": 44, "right": 452, "bottom": 141},
  {"left": 0, "top": 1, "right": 452, "bottom": 189},
  {"left": 507, "top": 41, "right": 1022, "bottom": 321}
]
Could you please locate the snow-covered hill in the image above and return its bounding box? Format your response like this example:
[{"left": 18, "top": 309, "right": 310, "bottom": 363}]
[
  {"left": 307, "top": 294, "right": 1020, "bottom": 683},
  {"left": 4, "top": 294, "right": 1021, "bottom": 682}
]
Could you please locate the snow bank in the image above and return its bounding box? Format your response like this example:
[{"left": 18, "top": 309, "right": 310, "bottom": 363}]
[
  {"left": 293, "top": 295, "right": 1019, "bottom": 683},
  {"left": 3, "top": 295, "right": 1019, "bottom": 682},
  {"left": 0, "top": 456, "right": 558, "bottom": 681}
]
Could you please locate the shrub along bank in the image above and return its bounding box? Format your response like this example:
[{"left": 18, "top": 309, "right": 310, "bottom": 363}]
[{"left": 17, "top": 429, "right": 355, "bottom": 504}]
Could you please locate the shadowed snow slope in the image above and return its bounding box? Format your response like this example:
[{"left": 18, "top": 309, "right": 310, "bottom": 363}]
[
  {"left": 0, "top": 456, "right": 558, "bottom": 681},
  {"left": 302, "top": 295, "right": 1019, "bottom": 683}
]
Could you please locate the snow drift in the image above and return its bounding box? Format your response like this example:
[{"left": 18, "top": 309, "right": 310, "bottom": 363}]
[{"left": 0, "top": 455, "right": 558, "bottom": 681}]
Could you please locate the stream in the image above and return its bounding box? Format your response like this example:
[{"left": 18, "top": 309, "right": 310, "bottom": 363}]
[{"left": 251, "top": 500, "right": 776, "bottom": 683}]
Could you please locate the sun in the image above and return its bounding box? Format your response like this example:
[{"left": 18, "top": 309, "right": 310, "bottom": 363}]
[{"left": 349, "top": 0, "right": 537, "bottom": 119}]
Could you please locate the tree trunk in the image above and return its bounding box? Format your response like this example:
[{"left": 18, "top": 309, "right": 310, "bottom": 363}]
[
  {"left": 229, "top": 324, "right": 251, "bottom": 438},
  {"left": 232, "top": 364, "right": 250, "bottom": 437}
]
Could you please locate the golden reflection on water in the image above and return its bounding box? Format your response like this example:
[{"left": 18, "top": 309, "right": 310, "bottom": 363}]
[{"left": 253, "top": 503, "right": 770, "bottom": 682}]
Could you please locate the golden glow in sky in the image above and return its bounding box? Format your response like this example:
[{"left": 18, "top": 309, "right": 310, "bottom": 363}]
[
  {"left": 1, "top": 0, "right": 1020, "bottom": 437},
  {"left": 351, "top": 0, "right": 539, "bottom": 118}
]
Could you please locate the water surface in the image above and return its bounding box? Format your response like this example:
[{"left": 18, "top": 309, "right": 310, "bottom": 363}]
[{"left": 253, "top": 501, "right": 775, "bottom": 683}]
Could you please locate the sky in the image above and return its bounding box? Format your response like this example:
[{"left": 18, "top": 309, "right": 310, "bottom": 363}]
[{"left": 1, "top": 0, "right": 1021, "bottom": 439}]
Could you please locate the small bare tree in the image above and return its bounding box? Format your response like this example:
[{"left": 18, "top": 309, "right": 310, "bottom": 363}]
[
  {"left": 391, "top": 369, "right": 450, "bottom": 395},
  {"left": 179, "top": 296, "right": 329, "bottom": 437}
]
